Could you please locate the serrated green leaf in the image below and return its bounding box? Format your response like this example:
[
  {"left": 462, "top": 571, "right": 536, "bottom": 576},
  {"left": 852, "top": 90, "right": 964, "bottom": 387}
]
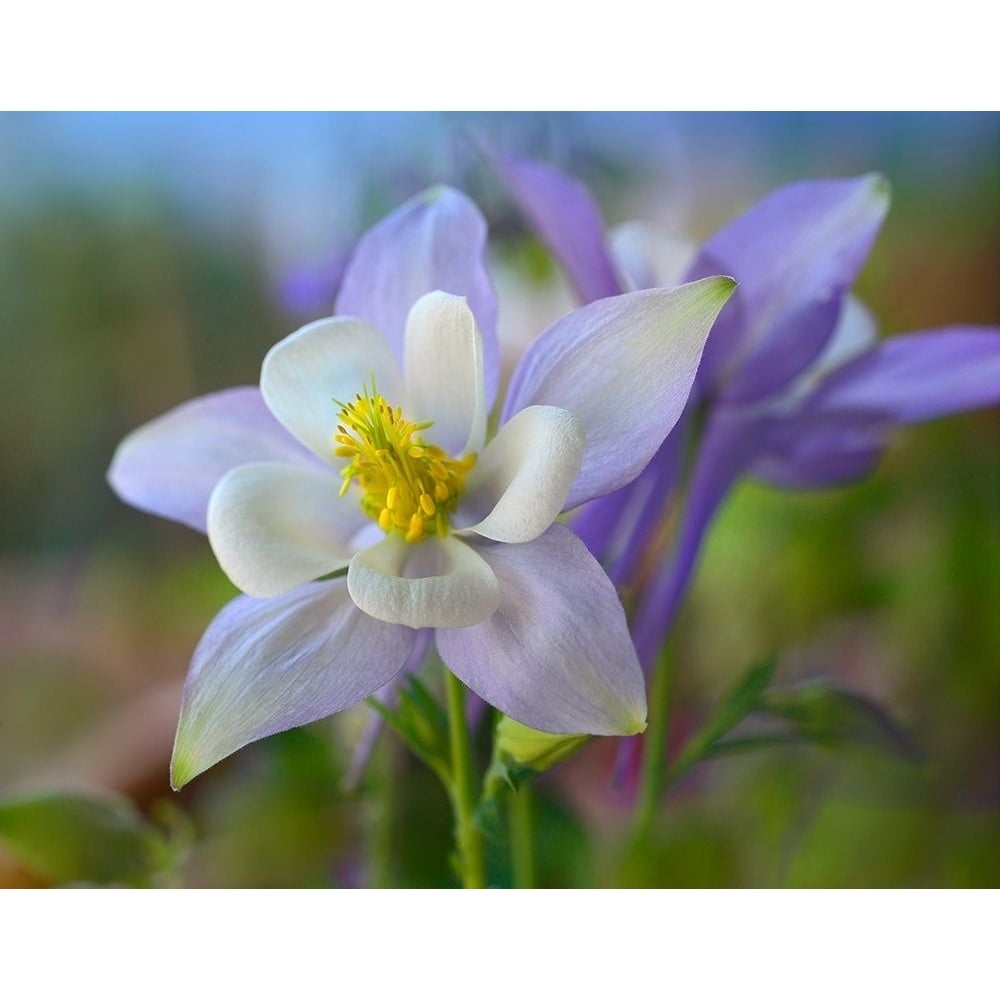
[
  {"left": 0, "top": 791, "right": 171, "bottom": 887},
  {"left": 759, "top": 684, "right": 920, "bottom": 760}
]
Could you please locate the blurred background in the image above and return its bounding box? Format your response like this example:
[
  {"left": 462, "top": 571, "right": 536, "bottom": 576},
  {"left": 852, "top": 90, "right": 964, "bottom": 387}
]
[{"left": 0, "top": 112, "right": 997, "bottom": 887}]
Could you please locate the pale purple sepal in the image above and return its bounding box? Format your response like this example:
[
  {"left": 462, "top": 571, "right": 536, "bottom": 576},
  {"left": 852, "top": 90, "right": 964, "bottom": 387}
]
[
  {"left": 806, "top": 326, "right": 1000, "bottom": 424},
  {"left": 435, "top": 525, "right": 646, "bottom": 736},
  {"left": 503, "top": 280, "right": 732, "bottom": 510},
  {"left": 751, "top": 409, "right": 889, "bottom": 489},
  {"left": 170, "top": 580, "right": 416, "bottom": 788},
  {"left": 107, "top": 386, "right": 321, "bottom": 533},
  {"left": 753, "top": 327, "right": 1000, "bottom": 488},
  {"left": 335, "top": 186, "right": 501, "bottom": 407},
  {"left": 691, "top": 176, "right": 890, "bottom": 403},
  {"left": 493, "top": 156, "right": 623, "bottom": 303}
]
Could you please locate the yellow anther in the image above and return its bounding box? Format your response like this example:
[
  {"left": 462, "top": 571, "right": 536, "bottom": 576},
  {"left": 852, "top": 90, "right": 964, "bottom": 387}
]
[
  {"left": 333, "top": 378, "right": 476, "bottom": 544},
  {"left": 405, "top": 513, "right": 424, "bottom": 543}
]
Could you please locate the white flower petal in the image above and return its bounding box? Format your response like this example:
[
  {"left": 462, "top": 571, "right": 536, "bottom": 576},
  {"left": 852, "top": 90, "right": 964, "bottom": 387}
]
[
  {"left": 260, "top": 316, "right": 403, "bottom": 464},
  {"left": 207, "top": 461, "right": 367, "bottom": 599},
  {"left": 404, "top": 291, "right": 487, "bottom": 455},
  {"left": 458, "top": 405, "right": 585, "bottom": 543},
  {"left": 348, "top": 534, "right": 500, "bottom": 629},
  {"left": 816, "top": 294, "right": 879, "bottom": 373},
  {"left": 609, "top": 221, "right": 697, "bottom": 291}
]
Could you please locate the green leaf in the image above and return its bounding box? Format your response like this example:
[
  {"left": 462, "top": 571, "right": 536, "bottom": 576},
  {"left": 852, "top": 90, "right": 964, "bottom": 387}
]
[
  {"left": 667, "top": 660, "right": 777, "bottom": 781},
  {"left": 368, "top": 675, "right": 452, "bottom": 784},
  {"left": 0, "top": 791, "right": 173, "bottom": 886},
  {"left": 662, "top": 660, "right": 919, "bottom": 789},
  {"left": 704, "top": 733, "right": 809, "bottom": 758},
  {"left": 759, "top": 684, "right": 920, "bottom": 760}
]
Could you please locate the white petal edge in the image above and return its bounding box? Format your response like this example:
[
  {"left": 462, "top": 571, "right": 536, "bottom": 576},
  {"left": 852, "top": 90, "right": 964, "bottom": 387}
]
[
  {"left": 260, "top": 316, "right": 403, "bottom": 464},
  {"left": 458, "top": 405, "right": 585, "bottom": 543},
  {"left": 404, "top": 291, "right": 487, "bottom": 456},
  {"left": 207, "top": 461, "right": 367, "bottom": 599},
  {"left": 348, "top": 533, "right": 501, "bottom": 628}
]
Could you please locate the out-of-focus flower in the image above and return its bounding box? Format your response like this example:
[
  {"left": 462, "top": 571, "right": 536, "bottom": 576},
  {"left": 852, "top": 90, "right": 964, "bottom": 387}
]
[
  {"left": 109, "top": 185, "right": 736, "bottom": 787},
  {"left": 275, "top": 249, "right": 349, "bottom": 318},
  {"left": 495, "top": 158, "right": 1000, "bottom": 667}
]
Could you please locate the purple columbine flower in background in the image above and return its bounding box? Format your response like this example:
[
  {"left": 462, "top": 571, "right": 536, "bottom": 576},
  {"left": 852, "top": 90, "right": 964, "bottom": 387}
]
[
  {"left": 495, "top": 157, "right": 1000, "bottom": 670},
  {"left": 108, "top": 184, "right": 735, "bottom": 787},
  {"left": 275, "top": 248, "right": 350, "bottom": 318}
]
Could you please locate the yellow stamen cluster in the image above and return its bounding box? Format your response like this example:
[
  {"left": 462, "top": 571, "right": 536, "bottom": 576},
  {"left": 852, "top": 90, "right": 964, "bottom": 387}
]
[{"left": 335, "top": 383, "right": 476, "bottom": 544}]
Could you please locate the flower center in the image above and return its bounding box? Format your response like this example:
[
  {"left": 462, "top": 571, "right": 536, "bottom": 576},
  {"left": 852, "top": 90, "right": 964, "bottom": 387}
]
[{"left": 334, "top": 382, "right": 476, "bottom": 544}]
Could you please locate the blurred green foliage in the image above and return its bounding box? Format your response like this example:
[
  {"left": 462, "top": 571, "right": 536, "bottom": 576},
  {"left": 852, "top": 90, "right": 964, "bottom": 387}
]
[{"left": 0, "top": 791, "right": 182, "bottom": 886}]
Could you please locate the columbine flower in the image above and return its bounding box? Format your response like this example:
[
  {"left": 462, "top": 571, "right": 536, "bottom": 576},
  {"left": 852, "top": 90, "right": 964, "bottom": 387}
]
[
  {"left": 108, "top": 185, "right": 735, "bottom": 787},
  {"left": 275, "top": 247, "right": 349, "bottom": 318},
  {"left": 495, "top": 157, "right": 1000, "bottom": 666}
]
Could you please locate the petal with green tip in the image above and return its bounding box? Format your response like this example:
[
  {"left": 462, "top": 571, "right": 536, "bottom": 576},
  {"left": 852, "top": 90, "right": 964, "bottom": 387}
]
[
  {"left": 503, "top": 277, "right": 737, "bottom": 509},
  {"left": 170, "top": 581, "right": 415, "bottom": 788},
  {"left": 690, "top": 174, "right": 890, "bottom": 402}
]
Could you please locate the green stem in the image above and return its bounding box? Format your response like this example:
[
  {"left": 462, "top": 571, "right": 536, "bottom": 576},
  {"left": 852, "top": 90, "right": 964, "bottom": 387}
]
[
  {"left": 510, "top": 787, "right": 535, "bottom": 889},
  {"left": 444, "top": 670, "right": 486, "bottom": 888},
  {"left": 631, "top": 641, "right": 674, "bottom": 845}
]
